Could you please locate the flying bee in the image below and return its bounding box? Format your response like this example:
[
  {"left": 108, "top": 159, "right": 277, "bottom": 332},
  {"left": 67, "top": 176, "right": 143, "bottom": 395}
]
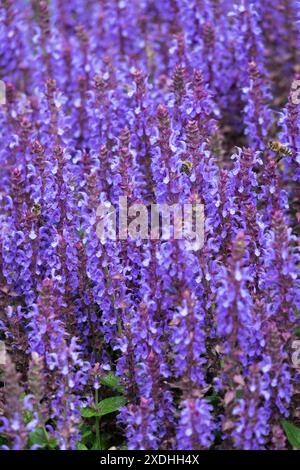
[
  {"left": 268, "top": 141, "right": 293, "bottom": 157},
  {"left": 180, "top": 160, "right": 193, "bottom": 175}
]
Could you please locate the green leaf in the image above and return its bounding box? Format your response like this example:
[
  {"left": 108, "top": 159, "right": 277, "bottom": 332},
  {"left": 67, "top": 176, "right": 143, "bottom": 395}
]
[
  {"left": 96, "top": 396, "right": 127, "bottom": 417},
  {"left": 81, "top": 406, "right": 98, "bottom": 418},
  {"left": 81, "top": 429, "right": 93, "bottom": 440},
  {"left": 28, "top": 428, "right": 47, "bottom": 448},
  {"left": 48, "top": 438, "right": 58, "bottom": 450},
  {"left": 100, "top": 372, "right": 123, "bottom": 393},
  {"left": 28, "top": 427, "right": 57, "bottom": 449},
  {"left": 24, "top": 409, "right": 34, "bottom": 424},
  {"left": 282, "top": 420, "right": 300, "bottom": 449},
  {"left": 78, "top": 423, "right": 95, "bottom": 449},
  {"left": 81, "top": 396, "right": 127, "bottom": 419},
  {"left": 295, "top": 326, "right": 300, "bottom": 338},
  {"left": 77, "top": 443, "right": 88, "bottom": 450}
]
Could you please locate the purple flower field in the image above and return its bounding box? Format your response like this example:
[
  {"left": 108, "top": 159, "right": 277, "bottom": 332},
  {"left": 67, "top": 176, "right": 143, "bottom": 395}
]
[{"left": 0, "top": 0, "right": 300, "bottom": 451}]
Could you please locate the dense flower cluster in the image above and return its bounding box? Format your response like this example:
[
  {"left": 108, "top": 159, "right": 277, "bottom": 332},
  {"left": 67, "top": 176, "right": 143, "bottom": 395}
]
[{"left": 0, "top": 0, "right": 299, "bottom": 450}]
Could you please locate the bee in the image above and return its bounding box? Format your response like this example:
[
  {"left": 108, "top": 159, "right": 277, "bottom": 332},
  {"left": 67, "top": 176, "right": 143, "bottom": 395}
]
[
  {"left": 32, "top": 202, "right": 41, "bottom": 216},
  {"left": 268, "top": 141, "right": 293, "bottom": 157},
  {"left": 180, "top": 160, "right": 193, "bottom": 175}
]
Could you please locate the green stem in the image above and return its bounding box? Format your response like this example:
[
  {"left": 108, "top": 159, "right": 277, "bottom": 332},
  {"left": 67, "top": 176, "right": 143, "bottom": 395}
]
[{"left": 95, "top": 388, "right": 101, "bottom": 449}]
